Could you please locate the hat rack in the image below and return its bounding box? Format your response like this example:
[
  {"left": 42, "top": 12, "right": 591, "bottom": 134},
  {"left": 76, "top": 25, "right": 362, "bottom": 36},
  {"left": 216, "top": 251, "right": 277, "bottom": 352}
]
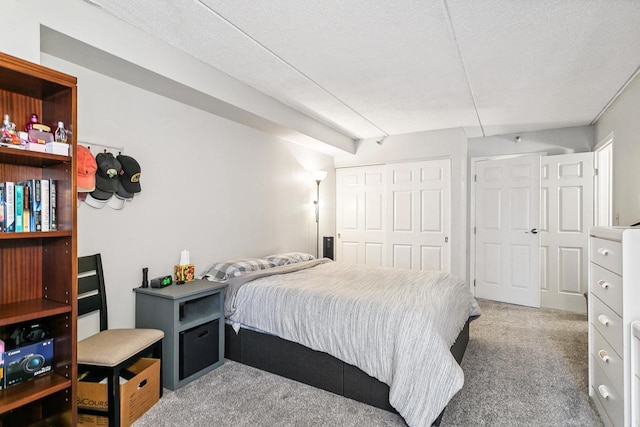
[{"left": 78, "top": 140, "right": 125, "bottom": 157}]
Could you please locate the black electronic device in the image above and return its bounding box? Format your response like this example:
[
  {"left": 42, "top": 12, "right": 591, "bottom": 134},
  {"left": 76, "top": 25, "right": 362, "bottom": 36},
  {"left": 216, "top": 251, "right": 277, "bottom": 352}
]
[
  {"left": 151, "top": 275, "right": 173, "bottom": 288},
  {"left": 323, "top": 236, "right": 334, "bottom": 260},
  {"left": 142, "top": 267, "right": 149, "bottom": 288},
  {"left": 9, "top": 323, "right": 49, "bottom": 348}
]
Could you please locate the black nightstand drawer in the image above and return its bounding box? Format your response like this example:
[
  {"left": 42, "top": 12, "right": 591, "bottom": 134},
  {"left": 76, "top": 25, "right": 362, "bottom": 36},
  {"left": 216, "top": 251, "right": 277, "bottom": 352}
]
[{"left": 179, "top": 319, "right": 220, "bottom": 380}]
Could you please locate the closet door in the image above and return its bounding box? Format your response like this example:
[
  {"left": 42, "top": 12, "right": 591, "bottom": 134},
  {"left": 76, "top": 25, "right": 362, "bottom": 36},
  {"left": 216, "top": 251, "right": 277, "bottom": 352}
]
[
  {"left": 336, "top": 166, "right": 386, "bottom": 266},
  {"left": 386, "top": 159, "right": 451, "bottom": 272}
]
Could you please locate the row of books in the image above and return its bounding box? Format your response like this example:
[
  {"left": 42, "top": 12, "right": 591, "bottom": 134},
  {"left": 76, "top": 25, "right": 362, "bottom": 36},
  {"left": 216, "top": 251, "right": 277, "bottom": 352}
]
[{"left": 0, "top": 179, "right": 57, "bottom": 232}]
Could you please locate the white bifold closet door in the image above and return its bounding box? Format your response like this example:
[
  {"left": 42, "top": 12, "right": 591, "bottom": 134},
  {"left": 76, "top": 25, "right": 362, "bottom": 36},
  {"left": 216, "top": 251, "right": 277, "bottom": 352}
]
[
  {"left": 336, "top": 166, "right": 386, "bottom": 266},
  {"left": 336, "top": 159, "right": 451, "bottom": 272}
]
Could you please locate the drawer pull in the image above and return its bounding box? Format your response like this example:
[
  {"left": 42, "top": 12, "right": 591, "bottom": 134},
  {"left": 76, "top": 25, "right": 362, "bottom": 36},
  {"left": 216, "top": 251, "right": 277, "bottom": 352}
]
[
  {"left": 598, "top": 350, "right": 611, "bottom": 363},
  {"left": 598, "top": 384, "right": 612, "bottom": 400},
  {"left": 597, "top": 247, "right": 610, "bottom": 256},
  {"left": 597, "top": 280, "right": 610, "bottom": 289},
  {"left": 597, "top": 314, "right": 610, "bottom": 327}
]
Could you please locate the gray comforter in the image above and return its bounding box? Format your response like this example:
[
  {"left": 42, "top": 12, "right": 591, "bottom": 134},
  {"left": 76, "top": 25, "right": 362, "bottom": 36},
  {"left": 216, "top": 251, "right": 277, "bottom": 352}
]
[{"left": 224, "top": 259, "right": 481, "bottom": 427}]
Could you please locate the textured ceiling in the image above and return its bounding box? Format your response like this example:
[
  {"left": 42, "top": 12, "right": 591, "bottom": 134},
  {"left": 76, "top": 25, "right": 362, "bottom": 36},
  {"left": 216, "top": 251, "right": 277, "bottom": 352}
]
[{"left": 86, "top": 0, "right": 640, "bottom": 140}]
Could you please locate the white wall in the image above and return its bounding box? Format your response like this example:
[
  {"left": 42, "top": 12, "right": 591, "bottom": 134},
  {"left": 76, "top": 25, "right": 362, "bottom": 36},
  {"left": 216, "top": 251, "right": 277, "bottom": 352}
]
[
  {"left": 334, "top": 128, "right": 468, "bottom": 280},
  {"left": 3, "top": 1, "right": 336, "bottom": 332},
  {"left": 595, "top": 72, "right": 640, "bottom": 226}
]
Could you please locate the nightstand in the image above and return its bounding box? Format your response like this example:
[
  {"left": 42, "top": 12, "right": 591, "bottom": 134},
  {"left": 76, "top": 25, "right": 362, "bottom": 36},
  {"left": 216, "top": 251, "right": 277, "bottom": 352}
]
[{"left": 134, "top": 280, "right": 226, "bottom": 390}]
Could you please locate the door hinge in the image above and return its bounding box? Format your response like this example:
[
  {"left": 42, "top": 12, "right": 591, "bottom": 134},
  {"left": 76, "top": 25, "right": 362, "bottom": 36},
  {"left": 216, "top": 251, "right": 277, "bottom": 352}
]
[
  {"left": 474, "top": 174, "right": 477, "bottom": 182},
  {"left": 473, "top": 279, "right": 476, "bottom": 287},
  {"left": 594, "top": 168, "right": 598, "bottom": 176},
  {"left": 473, "top": 226, "right": 476, "bottom": 234}
]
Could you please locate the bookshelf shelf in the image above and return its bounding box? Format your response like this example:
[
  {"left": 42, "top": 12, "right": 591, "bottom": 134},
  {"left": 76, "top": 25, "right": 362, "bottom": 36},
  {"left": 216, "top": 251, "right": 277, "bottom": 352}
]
[
  {"left": 0, "top": 230, "right": 72, "bottom": 240},
  {"left": 0, "top": 148, "right": 70, "bottom": 167},
  {"left": 0, "top": 51, "right": 77, "bottom": 426},
  {"left": 0, "top": 300, "right": 72, "bottom": 327},
  {"left": 0, "top": 373, "right": 71, "bottom": 415}
]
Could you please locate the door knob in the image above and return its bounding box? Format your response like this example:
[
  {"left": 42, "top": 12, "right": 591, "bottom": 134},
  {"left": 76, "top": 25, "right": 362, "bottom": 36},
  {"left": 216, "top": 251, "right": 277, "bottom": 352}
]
[{"left": 525, "top": 228, "right": 539, "bottom": 234}]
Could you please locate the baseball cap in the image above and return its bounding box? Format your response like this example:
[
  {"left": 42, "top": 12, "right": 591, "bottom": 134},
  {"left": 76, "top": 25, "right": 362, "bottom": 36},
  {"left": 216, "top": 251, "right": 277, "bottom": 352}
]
[
  {"left": 77, "top": 146, "right": 97, "bottom": 192},
  {"left": 116, "top": 154, "right": 141, "bottom": 194},
  {"left": 84, "top": 191, "right": 110, "bottom": 209},
  {"left": 94, "top": 152, "right": 121, "bottom": 192},
  {"left": 108, "top": 181, "right": 134, "bottom": 210},
  {"left": 86, "top": 152, "right": 121, "bottom": 209}
]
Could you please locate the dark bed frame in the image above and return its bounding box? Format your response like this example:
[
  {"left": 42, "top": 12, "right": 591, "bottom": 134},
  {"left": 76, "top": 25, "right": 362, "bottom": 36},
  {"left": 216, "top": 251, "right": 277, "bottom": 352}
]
[{"left": 225, "top": 319, "right": 470, "bottom": 426}]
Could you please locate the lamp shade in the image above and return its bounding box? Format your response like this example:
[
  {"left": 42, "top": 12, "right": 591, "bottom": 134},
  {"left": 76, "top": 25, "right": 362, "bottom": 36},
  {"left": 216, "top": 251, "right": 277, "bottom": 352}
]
[{"left": 313, "top": 170, "right": 328, "bottom": 182}]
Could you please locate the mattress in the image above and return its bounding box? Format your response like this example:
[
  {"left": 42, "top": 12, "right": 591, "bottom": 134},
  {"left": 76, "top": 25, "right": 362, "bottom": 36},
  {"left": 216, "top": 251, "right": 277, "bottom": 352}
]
[{"left": 220, "top": 259, "right": 481, "bottom": 427}]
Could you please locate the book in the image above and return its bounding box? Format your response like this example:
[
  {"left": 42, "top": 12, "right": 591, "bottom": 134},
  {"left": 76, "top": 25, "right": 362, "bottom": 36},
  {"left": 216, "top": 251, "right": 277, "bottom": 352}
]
[
  {"left": 41, "top": 179, "right": 50, "bottom": 232},
  {"left": 50, "top": 179, "right": 57, "bottom": 231},
  {"left": 14, "top": 184, "right": 23, "bottom": 232},
  {"left": 3, "top": 182, "right": 15, "bottom": 232},
  {"left": 0, "top": 184, "right": 4, "bottom": 232},
  {"left": 17, "top": 181, "right": 31, "bottom": 232},
  {"left": 0, "top": 338, "right": 4, "bottom": 390},
  {"left": 32, "top": 179, "right": 42, "bottom": 231}
]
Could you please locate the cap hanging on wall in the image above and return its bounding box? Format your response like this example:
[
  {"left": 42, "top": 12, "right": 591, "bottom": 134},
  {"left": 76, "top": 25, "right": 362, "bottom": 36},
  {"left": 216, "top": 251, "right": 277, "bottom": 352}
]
[{"left": 77, "top": 145, "right": 97, "bottom": 192}]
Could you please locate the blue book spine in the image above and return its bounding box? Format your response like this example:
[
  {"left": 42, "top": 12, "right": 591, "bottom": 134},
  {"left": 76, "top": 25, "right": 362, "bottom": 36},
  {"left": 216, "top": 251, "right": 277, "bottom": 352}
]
[{"left": 15, "top": 185, "right": 24, "bottom": 232}]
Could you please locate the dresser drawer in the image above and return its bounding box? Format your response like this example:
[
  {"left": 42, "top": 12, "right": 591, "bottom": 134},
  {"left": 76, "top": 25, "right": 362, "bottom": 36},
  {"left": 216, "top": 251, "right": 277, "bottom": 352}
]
[
  {"left": 591, "top": 325, "right": 624, "bottom": 394},
  {"left": 592, "top": 355, "right": 624, "bottom": 427},
  {"left": 590, "top": 237, "right": 622, "bottom": 274},
  {"left": 591, "top": 294, "right": 623, "bottom": 357},
  {"left": 590, "top": 262, "right": 623, "bottom": 315}
]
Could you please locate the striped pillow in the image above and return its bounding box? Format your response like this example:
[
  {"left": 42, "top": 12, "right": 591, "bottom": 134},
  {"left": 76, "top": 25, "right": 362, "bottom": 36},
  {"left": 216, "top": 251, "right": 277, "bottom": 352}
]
[
  {"left": 202, "top": 258, "right": 275, "bottom": 282},
  {"left": 265, "top": 252, "right": 315, "bottom": 267}
]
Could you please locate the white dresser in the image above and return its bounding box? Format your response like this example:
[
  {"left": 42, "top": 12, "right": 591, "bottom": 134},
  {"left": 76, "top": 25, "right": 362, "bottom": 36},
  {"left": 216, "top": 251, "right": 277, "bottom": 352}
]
[
  {"left": 632, "top": 322, "right": 640, "bottom": 427},
  {"left": 589, "top": 227, "right": 640, "bottom": 427}
]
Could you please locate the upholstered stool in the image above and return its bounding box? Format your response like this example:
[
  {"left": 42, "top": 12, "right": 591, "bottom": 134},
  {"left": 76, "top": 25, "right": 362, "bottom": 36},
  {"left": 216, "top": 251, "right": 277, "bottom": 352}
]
[{"left": 78, "top": 329, "right": 164, "bottom": 367}]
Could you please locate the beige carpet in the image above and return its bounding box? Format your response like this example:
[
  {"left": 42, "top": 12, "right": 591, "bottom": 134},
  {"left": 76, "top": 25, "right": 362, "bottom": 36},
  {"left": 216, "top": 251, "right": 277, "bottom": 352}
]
[{"left": 132, "top": 299, "right": 603, "bottom": 427}]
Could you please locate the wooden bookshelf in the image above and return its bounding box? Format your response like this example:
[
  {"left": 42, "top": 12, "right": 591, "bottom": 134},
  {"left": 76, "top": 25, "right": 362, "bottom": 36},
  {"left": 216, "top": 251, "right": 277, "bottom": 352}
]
[{"left": 0, "top": 51, "right": 77, "bottom": 427}]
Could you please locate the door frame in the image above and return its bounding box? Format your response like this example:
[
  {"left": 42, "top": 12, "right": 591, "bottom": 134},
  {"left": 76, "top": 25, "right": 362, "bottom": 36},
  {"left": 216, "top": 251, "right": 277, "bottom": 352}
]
[
  {"left": 593, "top": 132, "right": 613, "bottom": 226},
  {"left": 469, "top": 152, "right": 546, "bottom": 295}
]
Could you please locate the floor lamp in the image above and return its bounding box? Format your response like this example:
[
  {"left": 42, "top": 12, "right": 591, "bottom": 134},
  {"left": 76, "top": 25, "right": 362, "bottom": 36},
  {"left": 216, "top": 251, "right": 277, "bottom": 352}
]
[{"left": 313, "top": 170, "right": 328, "bottom": 258}]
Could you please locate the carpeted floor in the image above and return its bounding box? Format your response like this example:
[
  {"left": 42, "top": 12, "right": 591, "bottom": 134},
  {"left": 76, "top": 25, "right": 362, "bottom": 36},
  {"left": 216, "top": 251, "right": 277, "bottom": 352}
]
[{"left": 132, "top": 299, "right": 603, "bottom": 427}]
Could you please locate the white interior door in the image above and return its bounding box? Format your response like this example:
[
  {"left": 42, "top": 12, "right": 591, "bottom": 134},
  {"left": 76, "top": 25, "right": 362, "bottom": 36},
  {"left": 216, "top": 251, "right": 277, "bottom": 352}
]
[
  {"left": 386, "top": 159, "right": 451, "bottom": 272},
  {"left": 475, "top": 155, "right": 541, "bottom": 307},
  {"left": 540, "top": 152, "right": 594, "bottom": 313},
  {"left": 336, "top": 166, "right": 386, "bottom": 265}
]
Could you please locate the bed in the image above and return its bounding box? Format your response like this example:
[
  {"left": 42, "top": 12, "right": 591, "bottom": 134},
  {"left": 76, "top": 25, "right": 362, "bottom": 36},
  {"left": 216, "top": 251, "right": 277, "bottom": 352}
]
[{"left": 203, "top": 255, "right": 481, "bottom": 427}]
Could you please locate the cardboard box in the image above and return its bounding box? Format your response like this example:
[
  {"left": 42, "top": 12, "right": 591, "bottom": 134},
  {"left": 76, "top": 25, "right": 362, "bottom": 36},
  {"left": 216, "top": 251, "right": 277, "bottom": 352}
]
[
  {"left": 3, "top": 338, "right": 54, "bottom": 387},
  {"left": 77, "top": 358, "right": 160, "bottom": 427},
  {"left": 77, "top": 414, "right": 110, "bottom": 427}
]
